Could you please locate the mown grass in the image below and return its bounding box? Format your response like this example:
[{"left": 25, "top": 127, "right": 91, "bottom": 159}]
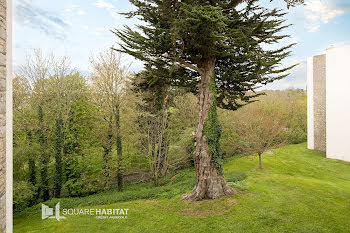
[{"left": 14, "top": 143, "right": 350, "bottom": 233}]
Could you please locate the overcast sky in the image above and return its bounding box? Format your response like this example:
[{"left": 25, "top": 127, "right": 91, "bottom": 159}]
[{"left": 13, "top": 0, "right": 350, "bottom": 90}]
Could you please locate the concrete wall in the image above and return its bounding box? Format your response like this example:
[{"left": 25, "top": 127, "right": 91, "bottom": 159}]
[
  {"left": 313, "top": 55, "right": 327, "bottom": 152},
  {"left": 326, "top": 45, "right": 350, "bottom": 162},
  {"left": 307, "top": 55, "right": 326, "bottom": 152},
  {"left": 308, "top": 45, "right": 350, "bottom": 162},
  {"left": 0, "top": 0, "right": 6, "bottom": 231},
  {"left": 0, "top": 0, "right": 11, "bottom": 231}
]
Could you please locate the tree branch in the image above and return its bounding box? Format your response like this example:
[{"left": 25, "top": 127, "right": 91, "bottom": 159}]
[
  {"left": 233, "top": 0, "right": 244, "bottom": 8},
  {"left": 176, "top": 58, "right": 202, "bottom": 73}
]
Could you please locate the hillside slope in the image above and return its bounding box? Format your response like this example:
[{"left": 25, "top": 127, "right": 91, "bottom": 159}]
[{"left": 14, "top": 143, "right": 350, "bottom": 233}]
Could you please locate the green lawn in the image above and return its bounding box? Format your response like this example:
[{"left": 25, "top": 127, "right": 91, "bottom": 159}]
[{"left": 14, "top": 143, "right": 350, "bottom": 233}]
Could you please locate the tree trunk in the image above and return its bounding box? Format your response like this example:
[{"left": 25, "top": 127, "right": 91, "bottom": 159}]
[
  {"left": 103, "top": 120, "right": 113, "bottom": 189},
  {"left": 116, "top": 104, "right": 123, "bottom": 192},
  {"left": 38, "top": 105, "right": 50, "bottom": 201},
  {"left": 26, "top": 129, "right": 38, "bottom": 205},
  {"left": 54, "top": 116, "right": 63, "bottom": 198},
  {"left": 182, "top": 59, "right": 236, "bottom": 201},
  {"left": 259, "top": 153, "right": 262, "bottom": 169}
]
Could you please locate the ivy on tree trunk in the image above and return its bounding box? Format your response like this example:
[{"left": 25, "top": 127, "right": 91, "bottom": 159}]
[
  {"left": 54, "top": 114, "right": 63, "bottom": 198},
  {"left": 183, "top": 60, "right": 236, "bottom": 201},
  {"left": 38, "top": 105, "right": 49, "bottom": 201},
  {"left": 115, "top": 103, "right": 123, "bottom": 192}
]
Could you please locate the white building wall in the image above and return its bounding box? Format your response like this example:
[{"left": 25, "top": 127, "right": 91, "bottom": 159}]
[
  {"left": 326, "top": 45, "right": 350, "bottom": 162},
  {"left": 307, "top": 57, "right": 314, "bottom": 150}
]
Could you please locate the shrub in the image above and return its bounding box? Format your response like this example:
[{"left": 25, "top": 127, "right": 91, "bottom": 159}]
[
  {"left": 224, "top": 172, "right": 247, "bottom": 183},
  {"left": 13, "top": 181, "right": 36, "bottom": 212},
  {"left": 286, "top": 127, "right": 307, "bottom": 144}
]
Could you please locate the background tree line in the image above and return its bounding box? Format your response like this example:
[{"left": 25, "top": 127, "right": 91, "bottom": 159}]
[{"left": 13, "top": 49, "right": 306, "bottom": 211}]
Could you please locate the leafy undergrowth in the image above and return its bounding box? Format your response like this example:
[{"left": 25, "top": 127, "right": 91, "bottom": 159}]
[
  {"left": 15, "top": 168, "right": 197, "bottom": 217},
  {"left": 14, "top": 143, "right": 350, "bottom": 233}
]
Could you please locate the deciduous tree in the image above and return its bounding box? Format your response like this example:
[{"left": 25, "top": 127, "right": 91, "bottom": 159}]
[
  {"left": 132, "top": 71, "right": 171, "bottom": 185},
  {"left": 90, "top": 49, "right": 130, "bottom": 191},
  {"left": 236, "top": 106, "right": 286, "bottom": 169}
]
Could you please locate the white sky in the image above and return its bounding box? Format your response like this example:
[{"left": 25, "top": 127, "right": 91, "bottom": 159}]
[{"left": 13, "top": 0, "right": 350, "bottom": 90}]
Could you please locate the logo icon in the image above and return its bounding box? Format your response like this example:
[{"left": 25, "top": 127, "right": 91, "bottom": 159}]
[{"left": 42, "top": 203, "right": 66, "bottom": 221}]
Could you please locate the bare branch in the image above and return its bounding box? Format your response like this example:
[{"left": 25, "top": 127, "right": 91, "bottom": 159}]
[{"left": 175, "top": 58, "right": 202, "bottom": 73}]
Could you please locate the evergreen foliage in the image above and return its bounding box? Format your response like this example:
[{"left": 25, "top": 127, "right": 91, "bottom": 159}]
[
  {"left": 113, "top": 0, "right": 302, "bottom": 110},
  {"left": 114, "top": 0, "right": 303, "bottom": 199}
]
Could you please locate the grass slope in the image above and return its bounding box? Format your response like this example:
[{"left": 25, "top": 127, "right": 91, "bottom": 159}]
[{"left": 14, "top": 143, "right": 350, "bottom": 233}]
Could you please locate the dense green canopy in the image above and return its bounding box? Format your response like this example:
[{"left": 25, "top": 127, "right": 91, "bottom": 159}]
[{"left": 113, "top": 0, "right": 303, "bottom": 110}]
